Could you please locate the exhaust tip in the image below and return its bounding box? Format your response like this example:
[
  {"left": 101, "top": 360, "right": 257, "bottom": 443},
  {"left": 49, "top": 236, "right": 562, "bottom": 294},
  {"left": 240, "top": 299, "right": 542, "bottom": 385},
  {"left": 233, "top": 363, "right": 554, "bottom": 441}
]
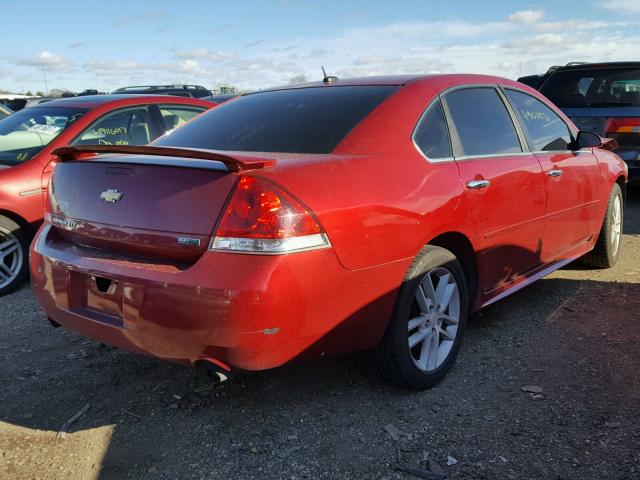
[
  {"left": 195, "top": 359, "right": 232, "bottom": 383},
  {"left": 207, "top": 369, "right": 230, "bottom": 383}
]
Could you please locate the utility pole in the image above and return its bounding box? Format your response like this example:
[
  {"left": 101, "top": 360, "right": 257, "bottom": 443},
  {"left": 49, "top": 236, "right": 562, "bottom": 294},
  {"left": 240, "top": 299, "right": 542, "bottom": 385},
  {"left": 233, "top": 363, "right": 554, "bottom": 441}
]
[{"left": 41, "top": 63, "right": 49, "bottom": 95}]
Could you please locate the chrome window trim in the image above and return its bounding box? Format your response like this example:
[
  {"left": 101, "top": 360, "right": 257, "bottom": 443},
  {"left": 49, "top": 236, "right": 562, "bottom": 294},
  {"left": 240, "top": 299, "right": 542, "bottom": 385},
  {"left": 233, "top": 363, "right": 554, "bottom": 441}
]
[
  {"left": 410, "top": 83, "right": 589, "bottom": 164},
  {"left": 438, "top": 83, "right": 500, "bottom": 96},
  {"left": 495, "top": 87, "right": 531, "bottom": 152},
  {"left": 454, "top": 150, "right": 593, "bottom": 161},
  {"left": 455, "top": 151, "right": 532, "bottom": 161},
  {"left": 411, "top": 97, "right": 455, "bottom": 164},
  {"left": 500, "top": 86, "right": 579, "bottom": 139},
  {"left": 156, "top": 104, "right": 206, "bottom": 113},
  {"left": 440, "top": 84, "right": 527, "bottom": 159},
  {"left": 532, "top": 150, "right": 592, "bottom": 155},
  {"left": 413, "top": 152, "right": 455, "bottom": 164}
]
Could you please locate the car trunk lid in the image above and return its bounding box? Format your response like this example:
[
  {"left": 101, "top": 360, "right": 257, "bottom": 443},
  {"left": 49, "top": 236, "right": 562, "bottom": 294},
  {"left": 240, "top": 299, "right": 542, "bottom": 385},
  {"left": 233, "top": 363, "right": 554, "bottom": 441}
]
[{"left": 47, "top": 147, "right": 276, "bottom": 262}]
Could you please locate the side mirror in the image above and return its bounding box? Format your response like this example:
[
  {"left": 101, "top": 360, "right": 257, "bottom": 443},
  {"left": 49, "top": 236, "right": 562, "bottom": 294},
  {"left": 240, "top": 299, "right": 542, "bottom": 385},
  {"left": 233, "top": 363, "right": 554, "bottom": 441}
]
[{"left": 574, "top": 130, "right": 603, "bottom": 149}]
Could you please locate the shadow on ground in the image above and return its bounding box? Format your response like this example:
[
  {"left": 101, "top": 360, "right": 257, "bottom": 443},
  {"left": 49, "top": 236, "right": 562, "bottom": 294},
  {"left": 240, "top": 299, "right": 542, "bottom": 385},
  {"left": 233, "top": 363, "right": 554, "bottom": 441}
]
[
  {"left": 1, "top": 275, "right": 639, "bottom": 480},
  {"left": 1, "top": 184, "right": 639, "bottom": 480}
]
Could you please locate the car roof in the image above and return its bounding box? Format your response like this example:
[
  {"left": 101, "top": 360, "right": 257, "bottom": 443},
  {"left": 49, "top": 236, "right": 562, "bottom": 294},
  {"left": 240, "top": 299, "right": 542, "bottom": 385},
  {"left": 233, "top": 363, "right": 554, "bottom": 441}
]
[
  {"left": 257, "top": 75, "right": 428, "bottom": 92},
  {"left": 253, "top": 74, "right": 524, "bottom": 94},
  {"left": 27, "top": 94, "right": 211, "bottom": 109},
  {"left": 551, "top": 61, "right": 640, "bottom": 72}
]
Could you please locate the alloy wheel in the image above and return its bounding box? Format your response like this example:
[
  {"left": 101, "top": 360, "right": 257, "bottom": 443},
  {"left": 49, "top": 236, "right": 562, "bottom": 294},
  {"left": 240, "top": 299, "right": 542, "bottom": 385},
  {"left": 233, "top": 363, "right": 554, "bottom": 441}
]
[
  {"left": 0, "top": 226, "right": 23, "bottom": 290},
  {"left": 407, "top": 267, "right": 461, "bottom": 372},
  {"left": 610, "top": 194, "right": 622, "bottom": 258}
]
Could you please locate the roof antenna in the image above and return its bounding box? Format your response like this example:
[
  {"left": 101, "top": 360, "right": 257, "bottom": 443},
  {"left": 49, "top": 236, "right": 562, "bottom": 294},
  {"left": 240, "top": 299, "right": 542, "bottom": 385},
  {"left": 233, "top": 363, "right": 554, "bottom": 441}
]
[{"left": 321, "top": 66, "right": 338, "bottom": 84}]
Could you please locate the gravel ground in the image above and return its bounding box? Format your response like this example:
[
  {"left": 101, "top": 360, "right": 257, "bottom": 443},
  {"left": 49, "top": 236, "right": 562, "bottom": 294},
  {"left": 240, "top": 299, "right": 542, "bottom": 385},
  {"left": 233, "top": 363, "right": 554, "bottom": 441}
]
[{"left": 1, "top": 190, "right": 639, "bottom": 480}]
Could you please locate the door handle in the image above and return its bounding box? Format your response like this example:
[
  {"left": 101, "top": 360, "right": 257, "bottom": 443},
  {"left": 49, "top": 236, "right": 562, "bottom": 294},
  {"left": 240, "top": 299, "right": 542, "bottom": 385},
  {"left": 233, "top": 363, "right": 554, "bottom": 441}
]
[
  {"left": 547, "top": 169, "right": 564, "bottom": 177},
  {"left": 465, "top": 179, "right": 491, "bottom": 189}
]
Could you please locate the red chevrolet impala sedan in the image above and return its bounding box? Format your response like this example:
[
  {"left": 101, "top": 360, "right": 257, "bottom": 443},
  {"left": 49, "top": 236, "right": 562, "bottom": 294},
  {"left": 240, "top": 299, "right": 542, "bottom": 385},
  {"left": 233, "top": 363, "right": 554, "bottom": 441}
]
[
  {"left": 30, "top": 75, "right": 627, "bottom": 389},
  {"left": 0, "top": 95, "right": 212, "bottom": 294}
]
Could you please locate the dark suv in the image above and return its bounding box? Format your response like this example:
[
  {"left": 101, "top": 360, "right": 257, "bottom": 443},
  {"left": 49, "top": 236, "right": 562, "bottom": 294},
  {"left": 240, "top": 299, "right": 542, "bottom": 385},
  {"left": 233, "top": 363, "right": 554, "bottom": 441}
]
[
  {"left": 519, "top": 62, "right": 640, "bottom": 182},
  {"left": 112, "top": 84, "right": 212, "bottom": 99}
]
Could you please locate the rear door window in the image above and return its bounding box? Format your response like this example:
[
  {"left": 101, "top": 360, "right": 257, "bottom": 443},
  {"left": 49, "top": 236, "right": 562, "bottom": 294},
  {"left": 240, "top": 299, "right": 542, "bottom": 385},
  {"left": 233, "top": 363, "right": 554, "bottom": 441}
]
[
  {"left": 443, "top": 88, "right": 522, "bottom": 157},
  {"left": 413, "top": 99, "right": 452, "bottom": 160},
  {"left": 158, "top": 105, "right": 204, "bottom": 132},
  {"left": 73, "top": 107, "right": 154, "bottom": 146},
  {"left": 505, "top": 90, "right": 573, "bottom": 151}
]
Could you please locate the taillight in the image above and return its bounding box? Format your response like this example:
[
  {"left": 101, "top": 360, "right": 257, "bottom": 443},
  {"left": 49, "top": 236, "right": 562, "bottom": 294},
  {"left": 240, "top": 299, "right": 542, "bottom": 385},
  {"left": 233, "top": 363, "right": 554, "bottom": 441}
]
[
  {"left": 605, "top": 117, "right": 640, "bottom": 134},
  {"left": 210, "top": 176, "right": 330, "bottom": 254}
]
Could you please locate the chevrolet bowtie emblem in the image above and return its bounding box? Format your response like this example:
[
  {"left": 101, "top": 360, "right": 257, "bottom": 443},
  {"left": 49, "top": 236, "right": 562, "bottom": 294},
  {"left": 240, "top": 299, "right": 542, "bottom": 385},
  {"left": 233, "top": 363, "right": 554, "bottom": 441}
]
[{"left": 100, "top": 189, "right": 123, "bottom": 203}]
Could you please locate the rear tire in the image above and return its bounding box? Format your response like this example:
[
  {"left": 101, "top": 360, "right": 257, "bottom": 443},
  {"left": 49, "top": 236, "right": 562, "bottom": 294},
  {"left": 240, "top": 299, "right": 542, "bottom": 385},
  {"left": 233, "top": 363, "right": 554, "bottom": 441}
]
[
  {"left": 581, "top": 183, "right": 623, "bottom": 269},
  {"left": 373, "top": 245, "right": 469, "bottom": 390},
  {"left": 0, "top": 216, "right": 29, "bottom": 296}
]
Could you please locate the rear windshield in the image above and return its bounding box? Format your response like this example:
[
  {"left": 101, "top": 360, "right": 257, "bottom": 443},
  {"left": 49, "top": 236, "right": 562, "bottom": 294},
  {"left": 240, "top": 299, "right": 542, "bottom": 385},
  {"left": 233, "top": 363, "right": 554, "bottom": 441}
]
[
  {"left": 541, "top": 68, "right": 640, "bottom": 108},
  {"left": 154, "top": 86, "right": 398, "bottom": 154},
  {"left": 0, "top": 106, "right": 86, "bottom": 165}
]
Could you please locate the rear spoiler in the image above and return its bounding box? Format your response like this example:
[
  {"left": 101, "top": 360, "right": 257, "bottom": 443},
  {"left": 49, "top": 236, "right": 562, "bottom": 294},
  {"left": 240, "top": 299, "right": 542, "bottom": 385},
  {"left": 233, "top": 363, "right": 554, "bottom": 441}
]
[{"left": 52, "top": 145, "right": 276, "bottom": 172}]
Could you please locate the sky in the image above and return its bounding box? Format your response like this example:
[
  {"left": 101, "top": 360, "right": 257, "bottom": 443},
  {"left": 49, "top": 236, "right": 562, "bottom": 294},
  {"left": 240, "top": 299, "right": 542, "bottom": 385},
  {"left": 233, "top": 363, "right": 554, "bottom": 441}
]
[{"left": 1, "top": 0, "right": 640, "bottom": 94}]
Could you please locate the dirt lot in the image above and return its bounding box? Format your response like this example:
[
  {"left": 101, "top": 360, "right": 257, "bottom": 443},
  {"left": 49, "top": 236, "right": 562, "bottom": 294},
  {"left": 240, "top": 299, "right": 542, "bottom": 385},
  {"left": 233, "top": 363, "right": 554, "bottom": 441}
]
[{"left": 1, "top": 191, "right": 639, "bottom": 480}]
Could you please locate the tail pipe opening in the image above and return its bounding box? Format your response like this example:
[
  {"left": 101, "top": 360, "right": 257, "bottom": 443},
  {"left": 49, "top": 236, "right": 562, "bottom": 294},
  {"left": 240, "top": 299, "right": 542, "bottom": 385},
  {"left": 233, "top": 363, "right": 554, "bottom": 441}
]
[{"left": 196, "top": 358, "right": 233, "bottom": 383}]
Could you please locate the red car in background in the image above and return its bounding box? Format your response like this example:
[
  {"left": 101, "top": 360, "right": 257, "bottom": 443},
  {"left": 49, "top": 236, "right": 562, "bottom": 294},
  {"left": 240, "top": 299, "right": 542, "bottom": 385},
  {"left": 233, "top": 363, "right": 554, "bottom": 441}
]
[
  {"left": 30, "top": 75, "right": 626, "bottom": 389},
  {"left": 0, "top": 95, "right": 212, "bottom": 294}
]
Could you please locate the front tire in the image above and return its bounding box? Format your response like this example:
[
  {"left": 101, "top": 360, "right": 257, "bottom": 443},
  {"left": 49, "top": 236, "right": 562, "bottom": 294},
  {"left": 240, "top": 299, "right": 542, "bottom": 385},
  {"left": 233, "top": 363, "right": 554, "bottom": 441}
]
[
  {"left": 582, "top": 183, "right": 623, "bottom": 269},
  {"left": 0, "top": 216, "right": 29, "bottom": 296},
  {"left": 374, "top": 245, "right": 469, "bottom": 390}
]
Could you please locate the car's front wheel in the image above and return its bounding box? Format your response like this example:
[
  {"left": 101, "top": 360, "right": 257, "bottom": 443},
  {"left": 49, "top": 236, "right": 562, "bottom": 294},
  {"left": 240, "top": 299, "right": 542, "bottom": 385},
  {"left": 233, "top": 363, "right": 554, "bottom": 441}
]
[
  {"left": 374, "top": 245, "right": 469, "bottom": 390},
  {"left": 581, "top": 183, "right": 623, "bottom": 269},
  {"left": 0, "top": 216, "right": 29, "bottom": 296}
]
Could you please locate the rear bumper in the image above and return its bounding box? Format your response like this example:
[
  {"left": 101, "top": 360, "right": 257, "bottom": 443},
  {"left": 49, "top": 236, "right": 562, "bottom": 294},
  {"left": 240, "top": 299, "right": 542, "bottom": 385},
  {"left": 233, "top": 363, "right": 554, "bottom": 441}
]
[{"left": 30, "top": 225, "right": 406, "bottom": 370}]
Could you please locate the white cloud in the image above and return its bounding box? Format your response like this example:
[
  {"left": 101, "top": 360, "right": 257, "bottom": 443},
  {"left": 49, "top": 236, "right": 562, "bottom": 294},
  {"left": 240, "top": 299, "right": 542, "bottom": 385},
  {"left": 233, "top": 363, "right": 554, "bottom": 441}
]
[
  {"left": 178, "top": 60, "right": 209, "bottom": 76},
  {"left": 508, "top": 10, "right": 545, "bottom": 23},
  {"left": 535, "top": 19, "right": 619, "bottom": 32},
  {"left": 84, "top": 14, "right": 640, "bottom": 90},
  {"left": 38, "top": 51, "right": 68, "bottom": 67},
  {"left": 344, "top": 20, "right": 513, "bottom": 41},
  {"left": 600, "top": 0, "right": 640, "bottom": 13},
  {"left": 6, "top": 9, "right": 640, "bottom": 93},
  {"left": 85, "top": 59, "right": 140, "bottom": 73},
  {"left": 174, "top": 49, "right": 235, "bottom": 62},
  {"left": 12, "top": 51, "right": 74, "bottom": 71}
]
